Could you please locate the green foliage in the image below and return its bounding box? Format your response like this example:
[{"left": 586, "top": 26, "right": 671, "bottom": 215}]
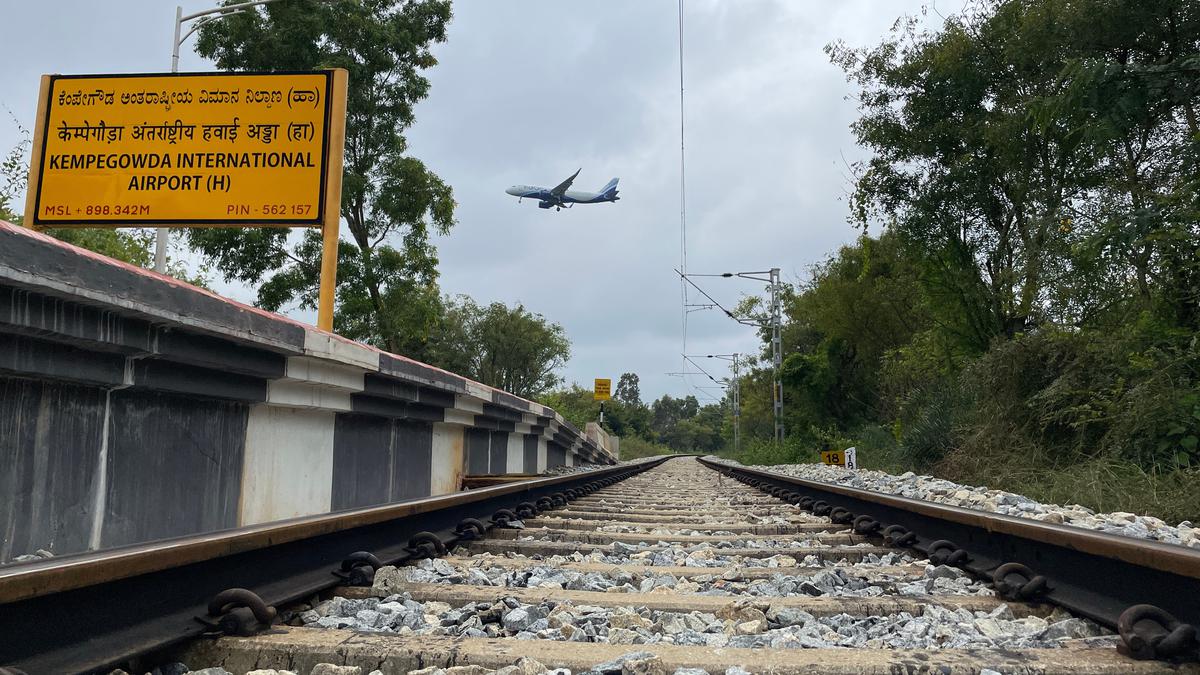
[
  {"left": 42, "top": 228, "right": 154, "bottom": 267},
  {"left": 429, "top": 296, "right": 570, "bottom": 398},
  {"left": 188, "top": 0, "right": 456, "bottom": 355},
  {"left": 718, "top": 436, "right": 816, "bottom": 467},
  {"left": 0, "top": 112, "right": 29, "bottom": 223},
  {"left": 617, "top": 436, "right": 675, "bottom": 460},
  {"left": 650, "top": 394, "right": 726, "bottom": 454},
  {"left": 962, "top": 326, "right": 1200, "bottom": 470},
  {"left": 615, "top": 373, "right": 642, "bottom": 407},
  {"left": 538, "top": 385, "right": 598, "bottom": 432},
  {"left": 539, "top": 380, "right": 728, "bottom": 455},
  {"left": 724, "top": 0, "right": 1200, "bottom": 523}
]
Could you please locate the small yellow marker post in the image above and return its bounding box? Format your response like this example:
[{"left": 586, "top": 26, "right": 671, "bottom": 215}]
[
  {"left": 820, "top": 450, "right": 844, "bottom": 466},
  {"left": 317, "top": 68, "right": 349, "bottom": 331}
]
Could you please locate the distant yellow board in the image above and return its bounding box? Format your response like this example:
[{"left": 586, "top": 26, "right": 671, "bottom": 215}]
[
  {"left": 594, "top": 378, "right": 612, "bottom": 401},
  {"left": 30, "top": 71, "right": 334, "bottom": 227}
]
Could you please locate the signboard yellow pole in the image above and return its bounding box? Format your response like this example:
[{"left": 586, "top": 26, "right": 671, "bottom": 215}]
[
  {"left": 594, "top": 377, "right": 611, "bottom": 426},
  {"left": 317, "top": 69, "right": 348, "bottom": 331},
  {"left": 22, "top": 76, "right": 51, "bottom": 228}
]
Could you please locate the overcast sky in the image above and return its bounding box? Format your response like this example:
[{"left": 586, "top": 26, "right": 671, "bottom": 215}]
[{"left": 0, "top": 0, "right": 929, "bottom": 403}]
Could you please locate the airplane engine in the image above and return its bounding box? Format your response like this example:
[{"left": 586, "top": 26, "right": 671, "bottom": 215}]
[{"left": 538, "top": 200, "right": 555, "bottom": 209}]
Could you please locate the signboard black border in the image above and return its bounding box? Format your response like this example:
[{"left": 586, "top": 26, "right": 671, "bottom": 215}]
[{"left": 32, "top": 70, "right": 334, "bottom": 227}]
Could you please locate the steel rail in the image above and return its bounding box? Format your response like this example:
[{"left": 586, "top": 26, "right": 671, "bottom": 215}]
[
  {"left": 0, "top": 457, "right": 671, "bottom": 674},
  {"left": 700, "top": 457, "right": 1200, "bottom": 662}
]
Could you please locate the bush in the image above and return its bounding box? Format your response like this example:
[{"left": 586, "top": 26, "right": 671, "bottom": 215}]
[
  {"left": 617, "top": 435, "right": 675, "bottom": 460},
  {"left": 961, "top": 327, "right": 1200, "bottom": 470},
  {"left": 850, "top": 423, "right": 906, "bottom": 473},
  {"left": 718, "top": 436, "right": 816, "bottom": 466},
  {"left": 892, "top": 380, "right": 968, "bottom": 471},
  {"left": 935, "top": 325, "right": 1200, "bottom": 521}
]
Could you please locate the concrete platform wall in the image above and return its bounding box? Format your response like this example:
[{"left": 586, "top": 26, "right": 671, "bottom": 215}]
[{"left": 0, "top": 222, "right": 613, "bottom": 560}]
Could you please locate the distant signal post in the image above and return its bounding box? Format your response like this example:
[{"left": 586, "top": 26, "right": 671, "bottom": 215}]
[
  {"left": 25, "top": 70, "right": 348, "bottom": 330},
  {"left": 594, "top": 377, "right": 611, "bottom": 426}
]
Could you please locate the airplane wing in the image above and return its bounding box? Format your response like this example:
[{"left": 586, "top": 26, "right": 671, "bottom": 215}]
[{"left": 550, "top": 168, "right": 581, "bottom": 196}]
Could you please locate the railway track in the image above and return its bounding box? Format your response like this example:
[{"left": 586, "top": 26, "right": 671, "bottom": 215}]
[{"left": 4, "top": 456, "right": 1199, "bottom": 674}]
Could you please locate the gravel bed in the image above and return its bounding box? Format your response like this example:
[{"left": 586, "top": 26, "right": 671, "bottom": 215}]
[
  {"left": 145, "top": 656, "right": 753, "bottom": 675},
  {"left": 544, "top": 464, "right": 608, "bottom": 476},
  {"left": 298, "top": 584, "right": 1109, "bottom": 651},
  {"left": 714, "top": 457, "right": 1199, "bottom": 548},
  {"left": 453, "top": 545, "right": 916, "bottom": 569},
  {"left": 129, "top": 666, "right": 387, "bottom": 675},
  {"left": 512, "top": 536, "right": 872, "bottom": 551},
  {"left": 579, "top": 513, "right": 822, "bottom": 526},
  {"left": 399, "top": 557, "right": 994, "bottom": 598},
  {"left": 589, "top": 525, "right": 819, "bottom": 536}
]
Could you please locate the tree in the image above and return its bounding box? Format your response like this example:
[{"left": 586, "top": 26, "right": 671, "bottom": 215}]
[
  {"left": 1035, "top": 0, "right": 1200, "bottom": 331},
  {"left": 828, "top": 0, "right": 1100, "bottom": 351},
  {"left": 615, "top": 373, "right": 642, "bottom": 407},
  {"left": 612, "top": 372, "right": 651, "bottom": 437},
  {"left": 430, "top": 297, "right": 570, "bottom": 398},
  {"left": 0, "top": 114, "right": 28, "bottom": 223},
  {"left": 188, "top": 0, "right": 455, "bottom": 356}
]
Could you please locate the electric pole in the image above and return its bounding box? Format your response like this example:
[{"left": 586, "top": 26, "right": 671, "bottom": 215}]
[
  {"left": 770, "top": 267, "right": 783, "bottom": 443},
  {"left": 677, "top": 267, "right": 786, "bottom": 445},
  {"left": 159, "top": 0, "right": 287, "bottom": 272}
]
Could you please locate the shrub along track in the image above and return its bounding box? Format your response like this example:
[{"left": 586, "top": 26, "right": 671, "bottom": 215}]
[
  {"left": 173, "top": 457, "right": 1200, "bottom": 674},
  {"left": 2, "top": 456, "right": 1198, "bottom": 674}
]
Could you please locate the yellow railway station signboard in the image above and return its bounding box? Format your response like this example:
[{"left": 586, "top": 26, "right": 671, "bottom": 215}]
[
  {"left": 24, "top": 70, "right": 348, "bottom": 330},
  {"left": 29, "top": 71, "right": 337, "bottom": 226}
]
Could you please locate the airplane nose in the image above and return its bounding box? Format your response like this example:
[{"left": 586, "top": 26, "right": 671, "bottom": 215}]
[{"left": 505, "top": 186, "right": 520, "bottom": 196}]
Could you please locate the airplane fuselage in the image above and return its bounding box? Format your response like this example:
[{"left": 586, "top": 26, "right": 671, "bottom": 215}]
[
  {"left": 505, "top": 186, "right": 617, "bottom": 204},
  {"left": 505, "top": 173, "right": 620, "bottom": 210}
]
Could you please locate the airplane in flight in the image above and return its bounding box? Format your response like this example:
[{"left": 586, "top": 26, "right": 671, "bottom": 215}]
[{"left": 505, "top": 169, "right": 620, "bottom": 211}]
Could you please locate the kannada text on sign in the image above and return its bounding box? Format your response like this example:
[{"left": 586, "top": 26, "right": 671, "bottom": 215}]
[{"left": 32, "top": 72, "right": 333, "bottom": 226}]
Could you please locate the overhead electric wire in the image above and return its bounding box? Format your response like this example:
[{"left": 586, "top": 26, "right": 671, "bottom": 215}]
[
  {"left": 682, "top": 355, "right": 724, "bottom": 387},
  {"left": 674, "top": 269, "right": 767, "bottom": 328}
]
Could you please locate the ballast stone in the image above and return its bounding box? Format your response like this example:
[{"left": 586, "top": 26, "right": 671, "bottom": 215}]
[
  {"left": 714, "top": 456, "right": 1199, "bottom": 548},
  {"left": 308, "top": 666, "right": 362, "bottom": 675}
]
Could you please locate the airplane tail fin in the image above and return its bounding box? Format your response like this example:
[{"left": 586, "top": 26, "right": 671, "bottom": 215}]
[{"left": 599, "top": 177, "right": 619, "bottom": 200}]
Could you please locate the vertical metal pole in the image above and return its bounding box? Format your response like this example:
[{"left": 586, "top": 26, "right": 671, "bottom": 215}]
[
  {"left": 317, "top": 68, "right": 349, "bottom": 331},
  {"left": 155, "top": 5, "right": 183, "bottom": 274},
  {"left": 171, "top": 6, "right": 183, "bottom": 72},
  {"left": 770, "top": 268, "right": 784, "bottom": 443},
  {"left": 732, "top": 353, "right": 741, "bottom": 455}
]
